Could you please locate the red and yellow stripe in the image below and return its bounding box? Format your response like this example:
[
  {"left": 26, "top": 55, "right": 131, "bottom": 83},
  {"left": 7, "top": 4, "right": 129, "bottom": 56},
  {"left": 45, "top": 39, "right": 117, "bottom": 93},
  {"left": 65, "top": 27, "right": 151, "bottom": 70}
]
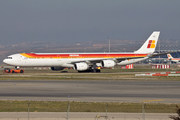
[{"left": 20, "top": 53, "right": 148, "bottom": 59}]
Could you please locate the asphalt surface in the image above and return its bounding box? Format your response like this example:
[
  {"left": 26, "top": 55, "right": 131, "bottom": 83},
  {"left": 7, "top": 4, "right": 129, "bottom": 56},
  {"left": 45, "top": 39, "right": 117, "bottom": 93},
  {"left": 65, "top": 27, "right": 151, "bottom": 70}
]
[
  {"left": 0, "top": 80, "right": 179, "bottom": 103},
  {"left": 0, "top": 112, "right": 176, "bottom": 120}
]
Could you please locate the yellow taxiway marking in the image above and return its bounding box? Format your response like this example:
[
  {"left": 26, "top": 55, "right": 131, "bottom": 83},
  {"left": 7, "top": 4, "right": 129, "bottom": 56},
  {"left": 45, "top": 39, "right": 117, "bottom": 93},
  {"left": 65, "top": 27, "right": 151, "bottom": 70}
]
[{"left": 141, "top": 99, "right": 164, "bottom": 102}]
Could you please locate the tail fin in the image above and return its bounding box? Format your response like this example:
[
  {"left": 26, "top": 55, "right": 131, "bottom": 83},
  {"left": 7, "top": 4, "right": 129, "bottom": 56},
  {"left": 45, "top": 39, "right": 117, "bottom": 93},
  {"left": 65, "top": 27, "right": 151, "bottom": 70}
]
[
  {"left": 134, "top": 31, "right": 160, "bottom": 54},
  {"left": 167, "top": 54, "right": 173, "bottom": 59}
]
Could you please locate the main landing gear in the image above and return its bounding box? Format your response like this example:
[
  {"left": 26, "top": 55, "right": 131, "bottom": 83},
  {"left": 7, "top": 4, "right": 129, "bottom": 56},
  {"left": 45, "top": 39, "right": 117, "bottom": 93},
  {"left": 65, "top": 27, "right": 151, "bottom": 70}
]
[
  {"left": 78, "top": 63, "right": 101, "bottom": 73},
  {"left": 78, "top": 69, "right": 101, "bottom": 73},
  {"left": 91, "top": 69, "right": 101, "bottom": 73}
]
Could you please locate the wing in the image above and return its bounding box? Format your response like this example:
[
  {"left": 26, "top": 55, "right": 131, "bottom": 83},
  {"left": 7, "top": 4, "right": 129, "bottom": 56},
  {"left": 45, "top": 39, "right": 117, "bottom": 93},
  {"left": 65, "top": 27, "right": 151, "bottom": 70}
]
[
  {"left": 69, "top": 52, "right": 174, "bottom": 64},
  {"left": 69, "top": 56, "right": 145, "bottom": 64}
]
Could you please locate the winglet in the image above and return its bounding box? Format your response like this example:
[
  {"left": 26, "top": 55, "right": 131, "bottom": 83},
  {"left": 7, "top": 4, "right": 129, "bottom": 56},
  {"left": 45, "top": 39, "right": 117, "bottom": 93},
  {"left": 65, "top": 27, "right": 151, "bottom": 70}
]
[{"left": 134, "top": 31, "right": 160, "bottom": 54}]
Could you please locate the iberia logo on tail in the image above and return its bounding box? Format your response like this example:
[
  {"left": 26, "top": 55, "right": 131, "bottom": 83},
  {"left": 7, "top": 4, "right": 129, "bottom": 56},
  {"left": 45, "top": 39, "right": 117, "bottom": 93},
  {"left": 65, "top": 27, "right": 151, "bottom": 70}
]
[
  {"left": 147, "top": 40, "right": 156, "bottom": 48},
  {"left": 167, "top": 54, "right": 171, "bottom": 58}
]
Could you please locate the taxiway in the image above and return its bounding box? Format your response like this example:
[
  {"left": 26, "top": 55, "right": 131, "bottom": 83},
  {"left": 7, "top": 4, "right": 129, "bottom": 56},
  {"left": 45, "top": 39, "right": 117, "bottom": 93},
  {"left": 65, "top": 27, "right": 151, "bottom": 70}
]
[{"left": 0, "top": 80, "right": 179, "bottom": 103}]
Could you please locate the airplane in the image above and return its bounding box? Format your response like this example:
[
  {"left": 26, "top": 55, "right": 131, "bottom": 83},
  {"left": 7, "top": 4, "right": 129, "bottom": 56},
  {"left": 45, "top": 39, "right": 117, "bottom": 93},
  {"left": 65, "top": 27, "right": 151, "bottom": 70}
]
[
  {"left": 167, "top": 54, "right": 180, "bottom": 63},
  {"left": 3, "top": 31, "right": 162, "bottom": 73}
]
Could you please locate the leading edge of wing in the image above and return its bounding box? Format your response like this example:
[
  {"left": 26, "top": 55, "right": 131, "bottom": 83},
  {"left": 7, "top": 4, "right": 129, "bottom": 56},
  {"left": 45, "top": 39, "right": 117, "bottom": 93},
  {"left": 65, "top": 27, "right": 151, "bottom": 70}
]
[{"left": 69, "top": 56, "right": 146, "bottom": 64}]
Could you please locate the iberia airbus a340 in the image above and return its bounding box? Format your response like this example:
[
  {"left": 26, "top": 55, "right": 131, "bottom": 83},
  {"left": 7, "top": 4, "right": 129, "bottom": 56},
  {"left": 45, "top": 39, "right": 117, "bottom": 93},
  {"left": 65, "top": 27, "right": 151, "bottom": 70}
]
[{"left": 3, "top": 31, "right": 162, "bottom": 72}]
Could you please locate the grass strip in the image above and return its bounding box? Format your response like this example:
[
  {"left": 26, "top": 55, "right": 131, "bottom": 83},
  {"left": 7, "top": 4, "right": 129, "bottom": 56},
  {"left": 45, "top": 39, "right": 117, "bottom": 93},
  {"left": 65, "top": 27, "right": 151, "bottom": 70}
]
[
  {"left": 0, "top": 100, "right": 179, "bottom": 113},
  {"left": 1, "top": 73, "right": 180, "bottom": 81},
  {"left": 1, "top": 75, "right": 180, "bottom": 81}
]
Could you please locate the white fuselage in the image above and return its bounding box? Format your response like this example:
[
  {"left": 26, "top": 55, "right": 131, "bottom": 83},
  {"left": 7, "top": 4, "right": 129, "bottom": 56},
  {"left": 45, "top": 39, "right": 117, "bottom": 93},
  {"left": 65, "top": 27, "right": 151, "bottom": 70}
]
[
  {"left": 3, "top": 53, "right": 148, "bottom": 68},
  {"left": 170, "top": 58, "right": 180, "bottom": 63}
]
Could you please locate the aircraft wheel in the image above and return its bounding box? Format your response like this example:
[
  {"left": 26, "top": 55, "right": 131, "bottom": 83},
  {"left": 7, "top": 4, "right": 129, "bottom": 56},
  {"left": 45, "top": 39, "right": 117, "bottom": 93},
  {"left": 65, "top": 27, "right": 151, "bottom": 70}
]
[
  {"left": 92, "top": 69, "right": 96, "bottom": 73},
  {"left": 91, "top": 69, "right": 100, "bottom": 73}
]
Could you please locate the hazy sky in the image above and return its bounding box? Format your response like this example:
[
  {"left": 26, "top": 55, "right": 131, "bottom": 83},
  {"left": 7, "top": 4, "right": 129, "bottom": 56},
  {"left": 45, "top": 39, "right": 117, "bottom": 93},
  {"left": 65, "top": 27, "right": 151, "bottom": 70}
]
[{"left": 0, "top": 0, "right": 180, "bottom": 45}]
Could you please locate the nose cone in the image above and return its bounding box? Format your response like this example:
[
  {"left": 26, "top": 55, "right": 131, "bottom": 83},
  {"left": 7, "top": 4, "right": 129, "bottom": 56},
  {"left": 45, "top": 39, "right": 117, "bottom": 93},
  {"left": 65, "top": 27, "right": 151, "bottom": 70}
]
[
  {"left": 3, "top": 59, "right": 10, "bottom": 65},
  {"left": 3, "top": 59, "right": 7, "bottom": 64}
]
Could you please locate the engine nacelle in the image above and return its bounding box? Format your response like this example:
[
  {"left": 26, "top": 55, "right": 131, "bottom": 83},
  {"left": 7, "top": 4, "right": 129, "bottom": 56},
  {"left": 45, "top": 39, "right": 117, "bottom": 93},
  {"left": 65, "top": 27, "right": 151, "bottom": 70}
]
[
  {"left": 101, "top": 60, "right": 115, "bottom": 67},
  {"left": 74, "top": 62, "right": 89, "bottom": 71},
  {"left": 51, "top": 67, "right": 65, "bottom": 71}
]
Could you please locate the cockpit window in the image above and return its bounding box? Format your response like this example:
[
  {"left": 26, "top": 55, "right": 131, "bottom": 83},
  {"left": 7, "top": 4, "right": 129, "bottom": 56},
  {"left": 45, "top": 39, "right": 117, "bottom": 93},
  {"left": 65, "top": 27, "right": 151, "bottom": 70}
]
[{"left": 6, "top": 57, "right": 12, "bottom": 59}]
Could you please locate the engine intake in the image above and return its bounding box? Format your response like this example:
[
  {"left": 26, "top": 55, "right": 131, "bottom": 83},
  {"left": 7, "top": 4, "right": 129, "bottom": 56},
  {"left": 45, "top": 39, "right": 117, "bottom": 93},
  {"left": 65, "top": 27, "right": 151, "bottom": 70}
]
[
  {"left": 74, "top": 62, "right": 89, "bottom": 71},
  {"left": 101, "top": 60, "right": 115, "bottom": 67}
]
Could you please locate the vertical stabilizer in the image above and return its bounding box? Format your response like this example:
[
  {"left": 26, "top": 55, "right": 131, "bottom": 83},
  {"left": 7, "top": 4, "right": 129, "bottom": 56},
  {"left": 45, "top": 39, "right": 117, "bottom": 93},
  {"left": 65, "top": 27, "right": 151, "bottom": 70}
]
[
  {"left": 134, "top": 31, "right": 160, "bottom": 54},
  {"left": 167, "top": 54, "right": 173, "bottom": 59}
]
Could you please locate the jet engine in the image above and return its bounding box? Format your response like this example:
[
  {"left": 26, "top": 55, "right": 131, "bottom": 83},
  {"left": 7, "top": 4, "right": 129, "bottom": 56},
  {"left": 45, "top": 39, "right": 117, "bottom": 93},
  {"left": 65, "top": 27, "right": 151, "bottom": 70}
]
[
  {"left": 101, "top": 60, "right": 115, "bottom": 67},
  {"left": 51, "top": 67, "right": 65, "bottom": 71},
  {"left": 74, "top": 62, "right": 89, "bottom": 71}
]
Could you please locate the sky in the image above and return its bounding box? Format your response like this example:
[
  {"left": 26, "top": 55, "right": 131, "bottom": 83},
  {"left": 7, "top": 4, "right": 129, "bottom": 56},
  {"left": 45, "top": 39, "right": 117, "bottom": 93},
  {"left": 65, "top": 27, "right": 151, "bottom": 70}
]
[{"left": 0, "top": 0, "right": 180, "bottom": 45}]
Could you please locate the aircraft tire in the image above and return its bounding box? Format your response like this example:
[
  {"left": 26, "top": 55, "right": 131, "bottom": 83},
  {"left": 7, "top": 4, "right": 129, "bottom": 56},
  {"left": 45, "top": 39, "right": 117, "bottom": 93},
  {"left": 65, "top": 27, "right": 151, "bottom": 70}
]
[
  {"left": 78, "top": 69, "right": 92, "bottom": 73},
  {"left": 91, "top": 69, "right": 96, "bottom": 73},
  {"left": 20, "top": 70, "right": 24, "bottom": 73}
]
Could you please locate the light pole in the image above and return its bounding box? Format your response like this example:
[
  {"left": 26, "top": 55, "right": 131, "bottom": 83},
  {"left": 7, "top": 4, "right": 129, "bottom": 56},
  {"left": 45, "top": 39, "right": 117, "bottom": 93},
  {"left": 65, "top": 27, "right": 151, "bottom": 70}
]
[
  {"left": 108, "top": 37, "right": 110, "bottom": 53},
  {"left": 106, "top": 103, "right": 108, "bottom": 120},
  {"left": 142, "top": 102, "right": 146, "bottom": 120},
  {"left": 67, "top": 102, "right": 70, "bottom": 120},
  {"left": 28, "top": 101, "right": 30, "bottom": 120}
]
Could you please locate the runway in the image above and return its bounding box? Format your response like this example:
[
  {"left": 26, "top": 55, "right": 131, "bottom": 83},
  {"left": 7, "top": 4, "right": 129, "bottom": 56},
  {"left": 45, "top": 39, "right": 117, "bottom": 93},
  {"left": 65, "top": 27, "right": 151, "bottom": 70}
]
[{"left": 0, "top": 80, "right": 179, "bottom": 103}]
